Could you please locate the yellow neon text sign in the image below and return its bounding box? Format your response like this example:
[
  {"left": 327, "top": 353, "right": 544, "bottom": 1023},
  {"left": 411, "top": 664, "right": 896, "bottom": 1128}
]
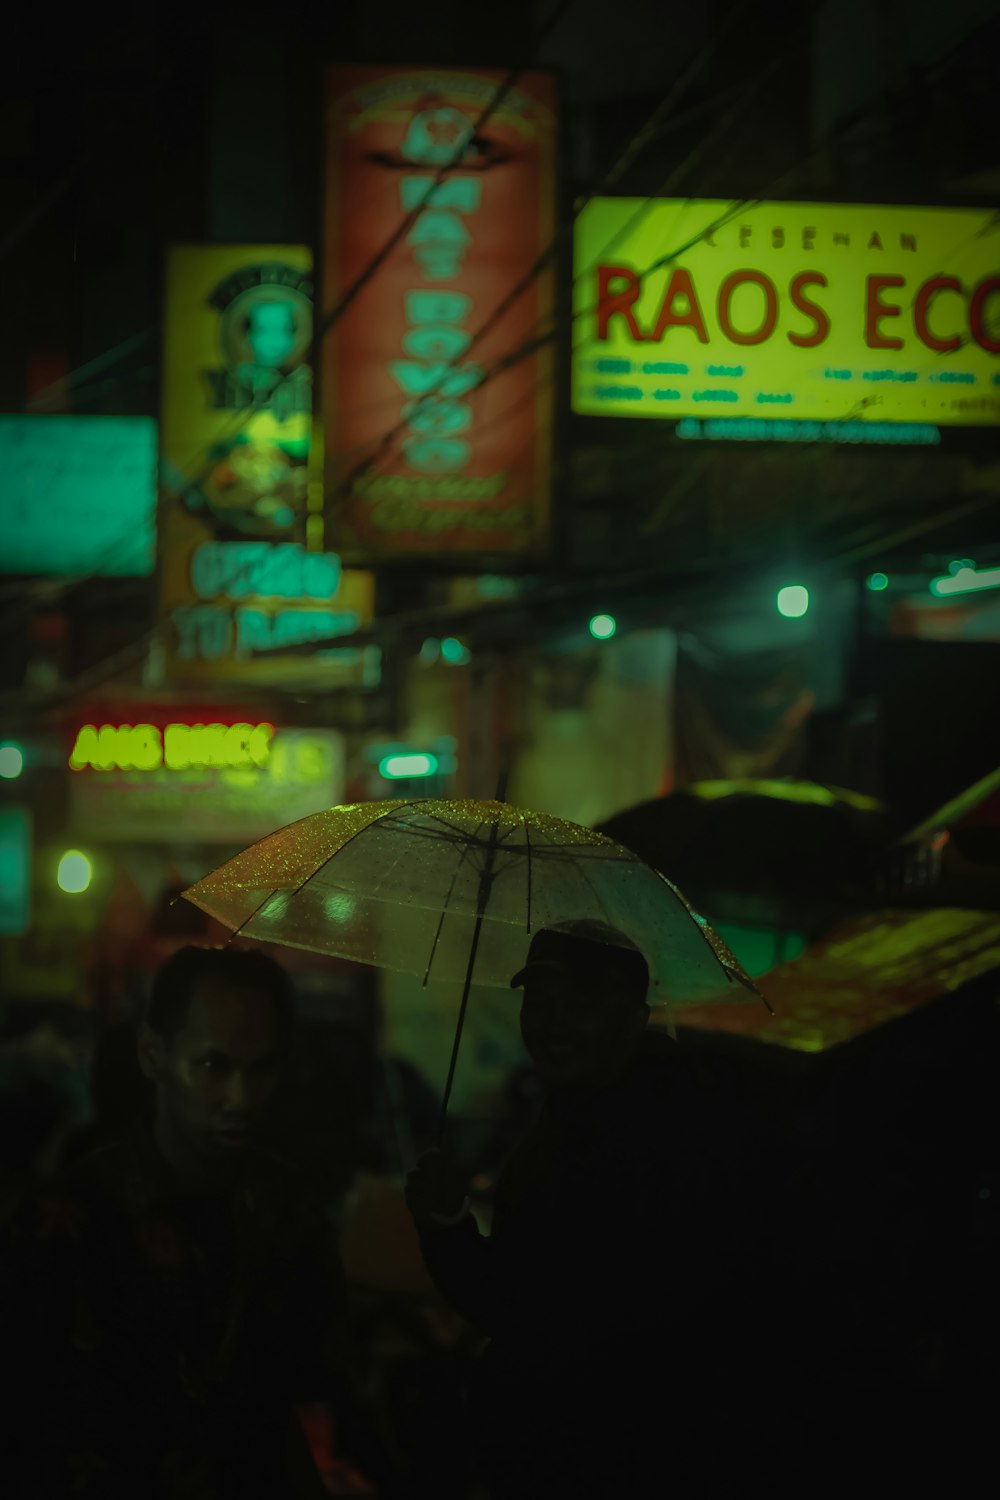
[
  {"left": 573, "top": 199, "right": 1000, "bottom": 427},
  {"left": 68, "top": 723, "right": 275, "bottom": 772}
]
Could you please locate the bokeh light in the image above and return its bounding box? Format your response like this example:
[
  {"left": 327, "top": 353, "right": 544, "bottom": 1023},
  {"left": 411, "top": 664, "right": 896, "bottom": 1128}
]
[
  {"left": 776, "top": 585, "right": 810, "bottom": 618},
  {"left": 440, "top": 637, "right": 471, "bottom": 665},
  {"left": 0, "top": 743, "right": 24, "bottom": 779},
  {"left": 57, "top": 850, "right": 92, "bottom": 894}
]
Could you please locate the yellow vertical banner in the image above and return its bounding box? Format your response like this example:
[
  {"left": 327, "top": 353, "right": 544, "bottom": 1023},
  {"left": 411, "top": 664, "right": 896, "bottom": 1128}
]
[{"left": 159, "top": 244, "right": 374, "bottom": 686}]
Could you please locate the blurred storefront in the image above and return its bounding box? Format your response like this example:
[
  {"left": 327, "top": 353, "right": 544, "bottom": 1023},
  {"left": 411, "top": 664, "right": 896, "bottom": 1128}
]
[{"left": 1, "top": 701, "right": 349, "bottom": 1008}]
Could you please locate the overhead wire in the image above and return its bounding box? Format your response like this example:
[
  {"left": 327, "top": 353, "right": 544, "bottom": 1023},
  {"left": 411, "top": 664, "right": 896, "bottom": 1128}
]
[
  {"left": 1, "top": 71, "right": 767, "bottom": 696},
  {"left": 0, "top": 3, "right": 583, "bottom": 699},
  {"left": 22, "top": 326, "right": 159, "bottom": 413},
  {"left": 37, "top": 0, "right": 757, "bottom": 590},
  {"left": 5, "top": 5, "right": 993, "bottom": 702},
  {"left": 0, "top": 0, "right": 577, "bottom": 621},
  {"left": 0, "top": 0, "right": 878, "bottom": 617},
  {"left": 324, "top": 0, "right": 775, "bottom": 524},
  {"left": 0, "top": 127, "right": 932, "bottom": 701}
]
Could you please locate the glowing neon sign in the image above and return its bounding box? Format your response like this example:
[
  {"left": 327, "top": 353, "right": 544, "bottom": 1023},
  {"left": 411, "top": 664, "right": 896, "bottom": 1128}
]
[
  {"left": 930, "top": 564, "right": 1000, "bottom": 597},
  {"left": 69, "top": 722, "right": 275, "bottom": 772},
  {"left": 573, "top": 199, "right": 1000, "bottom": 427}
]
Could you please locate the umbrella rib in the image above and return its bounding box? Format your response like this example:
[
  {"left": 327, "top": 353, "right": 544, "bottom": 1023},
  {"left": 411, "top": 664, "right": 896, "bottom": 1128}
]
[
  {"left": 290, "top": 800, "right": 447, "bottom": 909},
  {"left": 284, "top": 799, "right": 433, "bottom": 900},
  {"left": 316, "top": 798, "right": 473, "bottom": 900},
  {"left": 568, "top": 857, "right": 622, "bottom": 930},
  {"left": 515, "top": 846, "right": 632, "bottom": 870},
  {"left": 404, "top": 810, "right": 499, "bottom": 845},
  {"left": 422, "top": 818, "right": 488, "bottom": 988},
  {"left": 226, "top": 887, "right": 281, "bottom": 943},
  {"left": 494, "top": 815, "right": 527, "bottom": 847},
  {"left": 376, "top": 822, "right": 476, "bottom": 851},
  {"left": 652, "top": 870, "right": 772, "bottom": 1011}
]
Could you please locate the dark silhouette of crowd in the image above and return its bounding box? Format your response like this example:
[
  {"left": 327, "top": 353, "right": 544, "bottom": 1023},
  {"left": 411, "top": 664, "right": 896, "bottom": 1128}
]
[{"left": 0, "top": 914, "right": 997, "bottom": 1497}]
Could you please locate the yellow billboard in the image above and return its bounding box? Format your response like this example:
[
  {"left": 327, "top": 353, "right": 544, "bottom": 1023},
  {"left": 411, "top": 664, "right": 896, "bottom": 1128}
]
[
  {"left": 160, "top": 244, "right": 374, "bottom": 686},
  {"left": 573, "top": 200, "right": 1000, "bottom": 427}
]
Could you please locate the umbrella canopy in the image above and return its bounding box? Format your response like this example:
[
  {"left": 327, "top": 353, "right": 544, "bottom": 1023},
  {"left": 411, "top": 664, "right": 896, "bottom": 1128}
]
[{"left": 181, "top": 798, "right": 761, "bottom": 1010}]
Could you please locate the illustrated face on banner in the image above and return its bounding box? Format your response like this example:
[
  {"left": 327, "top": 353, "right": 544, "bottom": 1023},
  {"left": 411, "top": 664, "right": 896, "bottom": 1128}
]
[
  {"left": 217, "top": 288, "right": 311, "bottom": 395},
  {"left": 195, "top": 261, "right": 315, "bottom": 540},
  {"left": 323, "top": 68, "right": 556, "bottom": 562},
  {"left": 245, "top": 301, "right": 298, "bottom": 369}
]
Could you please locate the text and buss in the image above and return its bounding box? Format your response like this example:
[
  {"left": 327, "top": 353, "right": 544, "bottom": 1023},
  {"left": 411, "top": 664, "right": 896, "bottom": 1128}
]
[
  {"left": 323, "top": 67, "right": 556, "bottom": 559},
  {"left": 572, "top": 200, "right": 1000, "bottom": 427}
]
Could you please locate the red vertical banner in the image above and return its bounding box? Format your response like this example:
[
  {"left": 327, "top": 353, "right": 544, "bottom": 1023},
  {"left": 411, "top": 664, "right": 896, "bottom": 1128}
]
[{"left": 323, "top": 67, "right": 556, "bottom": 562}]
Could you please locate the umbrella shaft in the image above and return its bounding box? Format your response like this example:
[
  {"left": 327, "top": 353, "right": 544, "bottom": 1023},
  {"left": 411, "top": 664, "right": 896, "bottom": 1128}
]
[
  {"left": 437, "top": 904, "right": 486, "bottom": 1142},
  {"left": 437, "top": 816, "right": 502, "bottom": 1141}
]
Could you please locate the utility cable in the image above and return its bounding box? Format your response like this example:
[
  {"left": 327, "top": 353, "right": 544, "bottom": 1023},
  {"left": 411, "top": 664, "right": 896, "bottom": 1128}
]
[
  {"left": 3, "top": 21, "right": 986, "bottom": 700},
  {"left": 0, "top": 4, "right": 576, "bottom": 620}
]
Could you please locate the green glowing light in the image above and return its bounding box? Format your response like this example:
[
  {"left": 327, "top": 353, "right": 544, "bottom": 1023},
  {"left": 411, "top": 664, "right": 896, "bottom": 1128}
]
[
  {"left": 440, "top": 636, "right": 471, "bottom": 664},
  {"left": 776, "top": 585, "right": 809, "bottom": 618},
  {"left": 57, "top": 850, "right": 92, "bottom": 894},
  {"left": 0, "top": 743, "right": 24, "bottom": 779},
  {"left": 589, "top": 614, "right": 617, "bottom": 639},
  {"left": 259, "top": 892, "right": 290, "bottom": 923},
  {"left": 379, "top": 752, "right": 438, "bottom": 779},
  {"left": 866, "top": 572, "right": 889, "bottom": 591},
  {"left": 323, "top": 891, "right": 356, "bottom": 923}
]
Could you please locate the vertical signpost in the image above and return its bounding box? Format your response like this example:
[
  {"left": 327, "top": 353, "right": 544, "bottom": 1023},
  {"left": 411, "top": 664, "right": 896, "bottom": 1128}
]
[{"left": 323, "top": 67, "right": 557, "bottom": 562}]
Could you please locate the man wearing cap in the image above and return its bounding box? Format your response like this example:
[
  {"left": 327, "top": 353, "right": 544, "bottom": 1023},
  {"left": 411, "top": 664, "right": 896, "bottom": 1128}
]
[{"left": 405, "top": 920, "right": 750, "bottom": 1497}]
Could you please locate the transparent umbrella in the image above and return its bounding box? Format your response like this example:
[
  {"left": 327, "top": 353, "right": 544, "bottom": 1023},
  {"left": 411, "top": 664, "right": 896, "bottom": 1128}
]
[{"left": 181, "top": 797, "right": 768, "bottom": 1130}]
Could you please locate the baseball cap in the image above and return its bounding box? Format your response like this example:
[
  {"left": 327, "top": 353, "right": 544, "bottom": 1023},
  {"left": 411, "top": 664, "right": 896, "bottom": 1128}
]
[{"left": 510, "top": 919, "right": 649, "bottom": 1002}]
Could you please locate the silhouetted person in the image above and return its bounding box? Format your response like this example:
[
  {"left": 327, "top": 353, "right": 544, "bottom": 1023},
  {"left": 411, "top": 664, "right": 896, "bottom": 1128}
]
[
  {"left": 4, "top": 945, "right": 373, "bottom": 1498},
  {"left": 406, "top": 920, "right": 769, "bottom": 1498}
]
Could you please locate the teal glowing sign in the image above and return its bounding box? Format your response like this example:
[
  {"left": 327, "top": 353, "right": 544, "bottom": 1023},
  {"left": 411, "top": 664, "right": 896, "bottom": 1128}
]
[
  {"left": 0, "top": 416, "right": 157, "bottom": 576},
  {"left": 930, "top": 563, "right": 1000, "bottom": 597},
  {"left": 379, "top": 752, "right": 439, "bottom": 779}
]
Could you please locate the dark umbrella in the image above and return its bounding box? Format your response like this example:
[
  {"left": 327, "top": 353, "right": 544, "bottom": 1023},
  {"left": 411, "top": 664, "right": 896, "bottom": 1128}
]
[
  {"left": 598, "top": 779, "right": 896, "bottom": 936},
  {"left": 881, "top": 765, "right": 1000, "bottom": 911}
]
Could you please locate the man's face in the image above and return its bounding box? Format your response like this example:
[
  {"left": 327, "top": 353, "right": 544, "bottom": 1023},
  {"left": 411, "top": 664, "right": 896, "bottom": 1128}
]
[
  {"left": 519, "top": 966, "right": 644, "bottom": 1090},
  {"left": 149, "top": 978, "right": 284, "bottom": 1160}
]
